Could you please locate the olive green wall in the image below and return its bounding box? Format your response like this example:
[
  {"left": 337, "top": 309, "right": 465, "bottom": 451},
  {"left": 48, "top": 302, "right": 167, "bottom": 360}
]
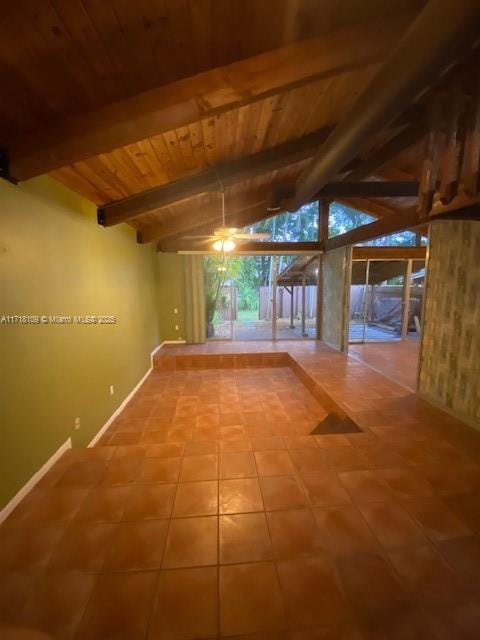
[
  {"left": 419, "top": 220, "right": 480, "bottom": 428},
  {"left": 157, "top": 254, "right": 186, "bottom": 342},
  {"left": 0, "top": 176, "right": 160, "bottom": 509}
]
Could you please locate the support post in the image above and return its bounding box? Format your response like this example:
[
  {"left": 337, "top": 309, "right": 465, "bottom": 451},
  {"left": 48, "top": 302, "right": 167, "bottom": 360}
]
[
  {"left": 316, "top": 199, "right": 327, "bottom": 341},
  {"left": 362, "top": 260, "right": 371, "bottom": 343},
  {"left": 316, "top": 255, "right": 323, "bottom": 341},
  {"left": 319, "top": 199, "right": 330, "bottom": 243},
  {"left": 401, "top": 259, "right": 413, "bottom": 339},
  {"left": 301, "top": 273, "right": 307, "bottom": 337},
  {"left": 272, "top": 257, "right": 278, "bottom": 341},
  {"left": 289, "top": 287, "right": 295, "bottom": 329}
]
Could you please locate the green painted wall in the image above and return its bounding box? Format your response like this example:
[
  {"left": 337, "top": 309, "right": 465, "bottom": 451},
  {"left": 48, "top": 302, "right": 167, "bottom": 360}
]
[
  {"left": 0, "top": 176, "right": 160, "bottom": 508},
  {"left": 157, "top": 254, "right": 186, "bottom": 342}
]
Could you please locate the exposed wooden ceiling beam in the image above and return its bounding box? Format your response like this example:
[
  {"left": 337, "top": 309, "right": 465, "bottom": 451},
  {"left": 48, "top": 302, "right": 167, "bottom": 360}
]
[
  {"left": 319, "top": 181, "right": 419, "bottom": 198},
  {"left": 274, "top": 180, "right": 419, "bottom": 204},
  {"left": 325, "top": 200, "right": 480, "bottom": 251},
  {"left": 343, "top": 118, "right": 426, "bottom": 181},
  {"left": 335, "top": 197, "right": 398, "bottom": 219},
  {"left": 324, "top": 208, "right": 421, "bottom": 250},
  {"left": 104, "top": 168, "right": 416, "bottom": 232},
  {"left": 352, "top": 246, "right": 426, "bottom": 260},
  {"left": 153, "top": 198, "right": 273, "bottom": 249},
  {"left": 284, "top": 0, "right": 480, "bottom": 212},
  {"left": 140, "top": 182, "right": 410, "bottom": 246},
  {"left": 99, "top": 127, "right": 333, "bottom": 226},
  {"left": 158, "top": 240, "right": 322, "bottom": 254},
  {"left": 330, "top": 194, "right": 480, "bottom": 251},
  {"left": 100, "top": 108, "right": 423, "bottom": 228},
  {"left": 8, "top": 16, "right": 413, "bottom": 181},
  {"left": 138, "top": 177, "right": 288, "bottom": 244}
]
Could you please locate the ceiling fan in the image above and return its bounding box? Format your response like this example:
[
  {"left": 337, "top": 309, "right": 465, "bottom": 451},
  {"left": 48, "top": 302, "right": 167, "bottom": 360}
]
[{"left": 185, "top": 190, "right": 270, "bottom": 252}]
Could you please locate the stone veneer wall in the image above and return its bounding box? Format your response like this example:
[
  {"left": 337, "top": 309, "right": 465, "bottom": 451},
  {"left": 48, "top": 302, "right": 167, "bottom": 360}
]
[
  {"left": 322, "top": 247, "right": 349, "bottom": 351},
  {"left": 419, "top": 220, "right": 480, "bottom": 428}
]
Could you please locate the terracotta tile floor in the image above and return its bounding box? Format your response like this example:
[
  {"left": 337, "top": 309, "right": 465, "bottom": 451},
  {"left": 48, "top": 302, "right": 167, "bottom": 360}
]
[
  {"left": 348, "top": 339, "right": 420, "bottom": 391},
  {"left": 2, "top": 345, "right": 480, "bottom": 639}
]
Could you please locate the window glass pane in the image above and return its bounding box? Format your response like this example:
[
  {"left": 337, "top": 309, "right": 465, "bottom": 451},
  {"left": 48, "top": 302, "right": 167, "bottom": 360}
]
[
  {"left": 244, "top": 202, "right": 318, "bottom": 241},
  {"left": 359, "top": 230, "right": 425, "bottom": 246},
  {"left": 328, "top": 202, "right": 374, "bottom": 237},
  {"left": 329, "top": 201, "right": 427, "bottom": 246}
]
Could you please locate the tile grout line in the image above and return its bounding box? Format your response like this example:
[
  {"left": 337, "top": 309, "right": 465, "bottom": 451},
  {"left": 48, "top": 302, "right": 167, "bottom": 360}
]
[
  {"left": 251, "top": 439, "right": 290, "bottom": 634},
  {"left": 216, "top": 435, "right": 221, "bottom": 639},
  {"left": 4, "top": 362, "right": 479, "bottom": 638}
]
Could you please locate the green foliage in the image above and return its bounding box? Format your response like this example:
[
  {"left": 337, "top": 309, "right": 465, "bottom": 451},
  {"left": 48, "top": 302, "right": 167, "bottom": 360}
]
[
  {"left": 328, "top": 201, "right": 421, "bottom": 246},
  {"left": 203, "top": 256, "right": 242, "bottom": 325},
  {"left": 204, "top": 200, "right": 421, "bottom": 332},
  {"left": 248, "top": 201, "right": 319, "bottom": 242},
  {"left": 363, "top": 231, "right": 419, "bottom": 246},
  {"left": 329, "top": 202, "right": 374, "bottom": 236},
  {"left": 236, "top": 256, "right": 261, "bottom": 310},
  {"left": 238, "top": 309, "right": 258, "bottom": 321}
]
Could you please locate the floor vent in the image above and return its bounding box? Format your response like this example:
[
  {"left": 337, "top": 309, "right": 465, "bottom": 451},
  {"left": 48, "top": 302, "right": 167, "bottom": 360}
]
[{"left": 311, "top": 413, "right": 362, "bottom": 435}]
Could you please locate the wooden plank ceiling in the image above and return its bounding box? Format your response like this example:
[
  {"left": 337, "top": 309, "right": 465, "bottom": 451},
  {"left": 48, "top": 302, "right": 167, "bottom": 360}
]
[{"left": 0, "top": 0, "right": 429, "bottom": 247}]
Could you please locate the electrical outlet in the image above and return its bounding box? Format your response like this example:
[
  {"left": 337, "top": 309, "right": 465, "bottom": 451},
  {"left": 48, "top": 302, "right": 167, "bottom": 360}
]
[
  {"left": 110, "top": 385, "right": 114, "bottom": 396},
  {"left": 74, "top": 417, "right": 81, "bottom": 430}
]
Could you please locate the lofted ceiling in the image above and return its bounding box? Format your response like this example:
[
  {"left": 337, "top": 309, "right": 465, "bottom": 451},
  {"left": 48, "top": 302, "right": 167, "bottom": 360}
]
[
  {"left": 0, "top": 0, "right": 423, "bottom": 139},
  {"left": 8, "top": 0, "right": 477, "bottom": 251},
  {"left": 50, "top": 67, "right": 379, "bottom": 206}
]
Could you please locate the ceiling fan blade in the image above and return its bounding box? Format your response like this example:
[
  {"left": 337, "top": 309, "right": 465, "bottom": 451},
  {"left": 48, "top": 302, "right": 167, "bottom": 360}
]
[
  {"left": 213, "top": 227, "right": 239, "bottom": 236},
  {"left": 182, "top": 235, "right": 216, "bottom": 240},
  {"left": 234, "top": 232, "right": 270, "bottom": 240}
]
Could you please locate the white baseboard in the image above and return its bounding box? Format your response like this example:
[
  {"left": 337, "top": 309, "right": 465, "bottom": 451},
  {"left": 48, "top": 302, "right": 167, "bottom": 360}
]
[
  {"left": 0, "top": 342, "right": 180, "bottom": 521},
  {"left": 88, "top": 343, "right": 162, "bottom": 447},
  {"left": 0, "top": 343, "right": 165, "bottom": 522},
  {"left": 0, "top": 437, "right": 72, "bottom": 525},
  {"left": 150, "top": 343, "right": 163, "bottom": 363},
  {"left": 151, "top": 340, "right": 186, "bottom": 358}
]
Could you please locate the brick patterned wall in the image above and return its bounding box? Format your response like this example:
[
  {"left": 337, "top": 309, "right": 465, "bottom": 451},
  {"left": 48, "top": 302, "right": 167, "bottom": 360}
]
[
  {"left": 419, "top": 220, "right": 480, "bottom": 427},
  {"left": 322, "top": 247, "right": 348, "bottom": 351}
]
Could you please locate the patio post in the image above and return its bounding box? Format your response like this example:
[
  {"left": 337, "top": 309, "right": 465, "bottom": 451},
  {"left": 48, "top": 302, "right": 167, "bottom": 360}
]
[
  {"left": 401, "top": 259, "right": 413, "bottom": 339},
  {"left": 289, "top": 287, "right": 295, "bottom": 329},
  {"left": 301, "top": 273, "right": 307, "bottom": 337}
]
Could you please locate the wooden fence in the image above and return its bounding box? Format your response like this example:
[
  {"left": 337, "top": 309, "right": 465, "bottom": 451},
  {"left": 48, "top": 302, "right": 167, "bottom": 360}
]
[{"left": 259, "top": 285, "right": 317, "bottom": 320}]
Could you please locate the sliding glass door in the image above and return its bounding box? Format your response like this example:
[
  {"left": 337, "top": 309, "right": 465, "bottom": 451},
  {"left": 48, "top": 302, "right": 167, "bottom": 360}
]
[
  {"left": 204, "top": 255, "right": 274, "bottom": 341},
  {"left": 348, "top": 258, "right": 426, "bottom": 344},
  {"left": 204, "top": 254, "right": 318, "bottom": 341}
]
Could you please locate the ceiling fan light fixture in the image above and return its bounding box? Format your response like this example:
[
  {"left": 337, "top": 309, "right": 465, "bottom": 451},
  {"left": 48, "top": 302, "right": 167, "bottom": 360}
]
[
  {"left": 212, "top": 237, "right": 236, "bottom": 252},
  {"left": 223, "top": 238, "right": 236, "bottom": 252},
  {"left": 211, "top": 191, "right": 237, "bottom": 252}
]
